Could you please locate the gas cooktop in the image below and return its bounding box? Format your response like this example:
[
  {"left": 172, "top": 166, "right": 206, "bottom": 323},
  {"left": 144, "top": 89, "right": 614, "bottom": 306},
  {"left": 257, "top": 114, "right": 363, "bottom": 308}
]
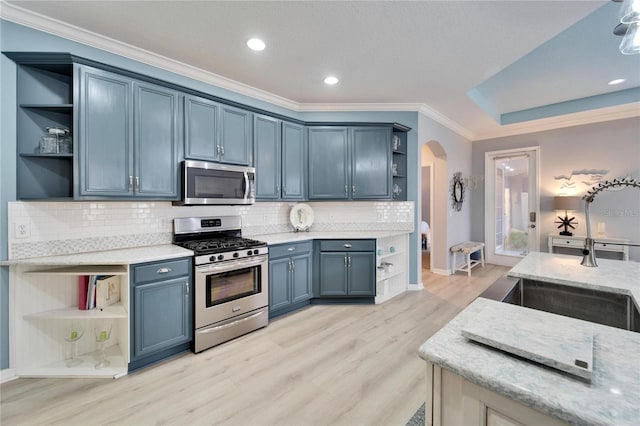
[{"left": 176, "top": 237, "right": 267, "bottom": 256}]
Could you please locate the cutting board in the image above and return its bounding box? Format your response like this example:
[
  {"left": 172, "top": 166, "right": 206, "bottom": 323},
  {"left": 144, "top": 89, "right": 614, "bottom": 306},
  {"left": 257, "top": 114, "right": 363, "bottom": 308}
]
[{"left": 461, "top": 304, "right": 594, "bottom": 382}]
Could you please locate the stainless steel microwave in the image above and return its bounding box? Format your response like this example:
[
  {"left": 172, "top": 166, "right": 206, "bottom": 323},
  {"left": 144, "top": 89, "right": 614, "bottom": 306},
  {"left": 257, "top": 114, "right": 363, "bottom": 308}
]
[{"left": 174, "top": 160, "right": 256, "bottom": 205}]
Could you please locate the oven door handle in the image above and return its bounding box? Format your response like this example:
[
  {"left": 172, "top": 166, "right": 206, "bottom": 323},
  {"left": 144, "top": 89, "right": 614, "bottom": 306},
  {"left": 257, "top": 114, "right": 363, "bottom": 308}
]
[
  {"left": 196, "top": 310, "right": 265, "bottom": 335},
  {"left": 196, "top": 256, "right": 266, "bottom": 274}
]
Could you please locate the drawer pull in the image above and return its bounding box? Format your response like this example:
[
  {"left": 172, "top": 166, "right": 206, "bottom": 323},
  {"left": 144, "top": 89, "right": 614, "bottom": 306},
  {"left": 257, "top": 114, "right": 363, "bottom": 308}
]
[
  {"left": 157, "top": 267, "right": 172, "bottom": 274},
  {"left": 344, "top": 244, "right": 352, "bottom": 248},
  {"left": 288, "top": 247, "right": 295, "bottom": 252}
]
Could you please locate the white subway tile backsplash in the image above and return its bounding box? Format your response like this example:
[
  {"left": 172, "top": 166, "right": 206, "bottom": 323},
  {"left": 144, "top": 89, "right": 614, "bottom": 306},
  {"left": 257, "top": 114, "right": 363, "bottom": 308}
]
[{"left": 8, "top": 200, "right": 414, "bottom": 259}]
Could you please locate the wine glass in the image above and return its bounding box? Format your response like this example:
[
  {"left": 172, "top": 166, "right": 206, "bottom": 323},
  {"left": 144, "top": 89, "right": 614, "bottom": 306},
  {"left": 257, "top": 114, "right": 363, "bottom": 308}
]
[
  {"left": 64, "top": 323, "right": 85, "bottom": 368},
  {"left": 93, "top": 322, "right": 112, "bottom": 369}
]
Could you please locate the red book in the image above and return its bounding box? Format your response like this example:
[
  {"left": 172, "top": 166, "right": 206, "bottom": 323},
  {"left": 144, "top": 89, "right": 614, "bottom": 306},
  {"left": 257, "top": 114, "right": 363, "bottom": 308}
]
[{"left": 78, "top": 275, "right": 89, "bottom": 310}]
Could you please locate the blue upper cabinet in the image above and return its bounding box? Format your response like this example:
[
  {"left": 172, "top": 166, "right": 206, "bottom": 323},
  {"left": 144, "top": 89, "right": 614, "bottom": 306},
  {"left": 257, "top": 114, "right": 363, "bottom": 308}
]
[
  {"left": 281, "top": 121, "right": 305, "bottom": 200},
  {"left": 220, "top": 105, "right": 253, "bottom": 166},
  {"left": 254, "top": 117, "right": 305, "bottom": 200},
  {"left": 133, "top": 81, "right": 180, "bottom": 198},
  {"left": 308, "top": 126, "right": 392, "bottom": 200},
  {"left": 76, "top": 65, "right": 179, "bottom": 199},
  {"left": 184, "top": 94, "right": 219, "bottom": 162},
  {"left": 254, "top": 114, "right": 281, "bottom": 199},
  {"left": 308, "top": 127, "right": 350, "bottom": 199},
  {"left": 185, "top": 99, "right": 252, "bottom": 165},
  {"left": 77, "top": 65, "right": 134, "bottom": 197},
  {"left": 351, "top": 127, "right": 392, "bottom": 199}
]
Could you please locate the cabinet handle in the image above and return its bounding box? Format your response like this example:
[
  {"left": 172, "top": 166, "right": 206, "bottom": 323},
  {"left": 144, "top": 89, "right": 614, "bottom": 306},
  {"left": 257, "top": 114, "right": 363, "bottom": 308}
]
[
  {"left": 344, "top": 255, "right": 348, "bottom": 267},
  {"left": 135, "top": 176, "right": 140, "bottom": 191},
  {"left": 283, "top": 186, "right": 287, "bottom": 195},
  {"left": 348, "top": 255, "right": 352, "bottom": 267},
  {"left": 344, "top": 185, "right": 348, "bottom": 195},
  {"left": 343, "top": 244, "right": 352, "bottom": 248},
  {"left": 221, "top": 146, "right": 225, "bottom": 156},
  {"left": 216, "top": 145, "right": 221, "bottom": 156},
  {"left": 157, "top": 267, "right": 172, "bottom": 274},
  {"left": 288, "top": 247, "right": 295, "bottom": 251},
  {"left": 129, "top": 176, "right": 133, "bottom": 191},
  {"left": 352, "top": 185, "right": 356, "bottom": 193},
  {"left": 288, "top": 260, "right": 293, "bottom": 272},
  {"left": 291, "top": 261, "right": 295, "bottom": 271},
  {"left": 184, "top": 281, "right": 190, "bottom": 295},
  {"left": 277, "top": 185, "right": 280, "bottom": 193}
]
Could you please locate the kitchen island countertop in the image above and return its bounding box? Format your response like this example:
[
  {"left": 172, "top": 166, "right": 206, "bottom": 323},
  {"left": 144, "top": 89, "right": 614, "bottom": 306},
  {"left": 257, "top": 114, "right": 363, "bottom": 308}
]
[
  {"left": 508, "top": 252, "right": 639, "bottom": 308},
  {"left": 419, "top": 297, "right": 640, "bottom": 426}
]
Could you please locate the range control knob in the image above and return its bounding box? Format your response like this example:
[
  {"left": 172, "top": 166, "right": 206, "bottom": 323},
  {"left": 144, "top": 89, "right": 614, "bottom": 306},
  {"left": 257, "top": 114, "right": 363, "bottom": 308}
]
[
  {"left": 253, "top": 249, "right": 260, "bottom": 255},
  {"left": 209, "top": 256, "right": 216, "bottom": 262},
  {"left": 247, "top": 250, "right": 253, "bottom": 256},
  {"left": 233, "top": 252, "right": 239, "bottom": 258},
  {"left": 217, "top": 254, "right": 224, "bottom": 261}
]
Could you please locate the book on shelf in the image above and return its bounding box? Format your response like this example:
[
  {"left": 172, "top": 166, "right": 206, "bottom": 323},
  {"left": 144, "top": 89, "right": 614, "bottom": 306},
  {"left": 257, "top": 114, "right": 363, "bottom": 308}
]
[
  {"left": 86, "top": 275, "right": 97, "bottom": 310},
  {"left": 78, "top": 275, "right": 89, "bottom": 310},
  {"left": 96, "top": 275, "right": 120, "bottom": 310}
]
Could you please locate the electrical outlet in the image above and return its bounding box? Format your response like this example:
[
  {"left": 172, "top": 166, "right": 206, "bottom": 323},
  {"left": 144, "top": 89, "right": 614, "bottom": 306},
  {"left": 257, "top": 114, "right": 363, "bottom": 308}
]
[{"left": 13, "top": 219, "right": 30, "bottom": 239}]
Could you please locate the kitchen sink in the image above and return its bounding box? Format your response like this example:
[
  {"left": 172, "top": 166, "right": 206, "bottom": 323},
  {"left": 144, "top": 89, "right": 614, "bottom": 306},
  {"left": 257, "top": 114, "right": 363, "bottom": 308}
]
[{"left": 481, "top": 276, "right": 640, "bottom": 333}]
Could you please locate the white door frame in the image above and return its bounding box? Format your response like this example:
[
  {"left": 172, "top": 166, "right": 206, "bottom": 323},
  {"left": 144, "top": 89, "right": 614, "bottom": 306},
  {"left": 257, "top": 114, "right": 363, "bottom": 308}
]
[{"left": 484, "top": 146, "right": 540, "bottom": 267}]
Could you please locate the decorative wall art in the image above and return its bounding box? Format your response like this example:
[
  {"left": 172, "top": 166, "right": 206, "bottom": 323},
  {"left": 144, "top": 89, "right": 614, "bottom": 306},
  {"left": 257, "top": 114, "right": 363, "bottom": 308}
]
[
  {"left": 451, "top": 172, "right": 465, "bottom": 211},
  {"left": 554, "top": 169, "right": 609, "bottom": 192}
]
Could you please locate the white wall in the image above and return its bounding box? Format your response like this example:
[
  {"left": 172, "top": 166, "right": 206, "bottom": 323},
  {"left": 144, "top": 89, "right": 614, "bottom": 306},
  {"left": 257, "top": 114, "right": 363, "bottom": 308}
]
[
  {"left": 418, "top": 113, "right": 473, "bottom": 274},
  {"left": 471, "top": 117, "right": 640, "bottom": 261}
]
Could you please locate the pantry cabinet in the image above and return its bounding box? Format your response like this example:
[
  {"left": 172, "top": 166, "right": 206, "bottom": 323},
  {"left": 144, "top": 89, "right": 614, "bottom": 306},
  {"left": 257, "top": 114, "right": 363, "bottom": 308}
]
[{"left": 76, "top": 65, "right": 180, "bottom": 199}]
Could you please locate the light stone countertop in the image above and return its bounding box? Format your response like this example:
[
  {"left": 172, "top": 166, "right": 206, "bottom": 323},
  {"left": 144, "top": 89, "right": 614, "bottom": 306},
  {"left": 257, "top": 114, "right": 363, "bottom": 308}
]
[
  {"left": 250, "top": 230, "right": 411, "bottom": 245},
  {"left": 0, "top": 244, "right": 194, "bottom": 266},
  {"left": 419, "top": 297, "right": 640, "bottom": 426},
  {"left": 508, "top": 252, "right": 639, "bottom": 309}
]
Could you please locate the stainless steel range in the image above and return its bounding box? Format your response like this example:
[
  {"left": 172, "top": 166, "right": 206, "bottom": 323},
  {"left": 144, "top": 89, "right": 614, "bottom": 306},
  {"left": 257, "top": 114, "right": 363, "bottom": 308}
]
[{"left": 173, "top": 216, "right": 268, "bottom": 353}]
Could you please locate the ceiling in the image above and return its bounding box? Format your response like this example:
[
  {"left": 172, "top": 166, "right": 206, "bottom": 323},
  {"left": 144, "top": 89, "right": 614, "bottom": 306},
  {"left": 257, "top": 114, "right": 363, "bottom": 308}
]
[{"left": 2, "top": 0, "right": 639, "bottom": 140}]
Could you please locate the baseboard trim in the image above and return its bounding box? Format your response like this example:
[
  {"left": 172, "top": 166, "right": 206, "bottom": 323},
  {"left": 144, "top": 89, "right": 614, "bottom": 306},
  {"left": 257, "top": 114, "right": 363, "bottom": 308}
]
[
  {"left": 432, "top": 268, "right": 451, "bottom": 276},
  {"left": 1, "top": 368, "right": 17, "bottom": 384},
  {"left": 407, "top": 283, "right": 424, "bottom": 291}
]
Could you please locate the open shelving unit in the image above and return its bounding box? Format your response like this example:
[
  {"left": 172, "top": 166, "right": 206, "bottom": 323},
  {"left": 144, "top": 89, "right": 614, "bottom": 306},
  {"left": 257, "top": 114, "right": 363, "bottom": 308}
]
[
  {"left": 391, "top": 128, "right": 408, "bottom": 201},
  {"left": 375, "top": 234, "right": 409, "bottom": 304},
  {"left": 15, "top": 62, "right": 75, "bottom": 200},
  {"left": 10, "top": 264, "right": 130, "bottom": 378}
]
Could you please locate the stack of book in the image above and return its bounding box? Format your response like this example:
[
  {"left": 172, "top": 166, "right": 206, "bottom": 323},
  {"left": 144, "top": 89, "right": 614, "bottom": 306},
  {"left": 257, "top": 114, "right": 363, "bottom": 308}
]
[{"left": 78, "top": 275, "right": 120, "bottom": 310}]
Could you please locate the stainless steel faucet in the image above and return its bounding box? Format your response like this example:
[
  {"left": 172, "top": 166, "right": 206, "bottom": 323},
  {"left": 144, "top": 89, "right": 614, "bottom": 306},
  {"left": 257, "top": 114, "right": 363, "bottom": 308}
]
[{"left": 581, "top": 177, "right": 640, "bottom": 267}]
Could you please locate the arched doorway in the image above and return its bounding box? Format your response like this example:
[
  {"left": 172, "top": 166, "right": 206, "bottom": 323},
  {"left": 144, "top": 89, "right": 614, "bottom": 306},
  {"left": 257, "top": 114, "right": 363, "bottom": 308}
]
[{"left": 420, "top": 140, "right": 447, "bottom": 275}]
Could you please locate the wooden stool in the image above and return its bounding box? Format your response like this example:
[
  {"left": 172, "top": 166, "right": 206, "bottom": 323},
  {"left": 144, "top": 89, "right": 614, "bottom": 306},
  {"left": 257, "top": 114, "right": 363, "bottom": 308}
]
[{"left": 450, "top": 242, "right": 485, "bottom": 277}]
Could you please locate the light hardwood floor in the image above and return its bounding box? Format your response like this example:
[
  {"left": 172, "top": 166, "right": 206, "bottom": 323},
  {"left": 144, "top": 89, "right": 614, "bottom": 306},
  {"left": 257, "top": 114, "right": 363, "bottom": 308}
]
[{"left": 1, "top": 264, "right": 509, "bottom": 426}]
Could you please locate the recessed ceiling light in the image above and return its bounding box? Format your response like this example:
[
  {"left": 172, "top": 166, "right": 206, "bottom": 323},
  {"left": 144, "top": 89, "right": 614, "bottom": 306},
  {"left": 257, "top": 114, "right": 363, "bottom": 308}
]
[
  {"left": 246, "top": 38, "right": 265, "bottom": 51},
  {"left": 324, "top": 76, "right": 339, "bottom": 85},
  {"left": 608, "top": 78, "right": 626, "bottom": 85}
]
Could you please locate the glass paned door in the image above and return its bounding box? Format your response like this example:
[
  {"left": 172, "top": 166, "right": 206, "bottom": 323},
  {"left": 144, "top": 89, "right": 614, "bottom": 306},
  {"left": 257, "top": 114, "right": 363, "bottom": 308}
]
[{"left": 485, "top": 148, "right": 539, "bottom": 267}]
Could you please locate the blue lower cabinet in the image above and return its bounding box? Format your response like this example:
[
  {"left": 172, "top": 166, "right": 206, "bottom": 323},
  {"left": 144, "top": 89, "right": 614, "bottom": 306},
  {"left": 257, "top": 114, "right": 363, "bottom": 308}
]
[
  {"left": 268, "top": 242, "right": 312, "bottom": 318},
  {"left": 318, "top": 240, "right": 375, "bottom": 299},
  {"left": 130, "top": 257, "right": 192, "bottom": 371}
]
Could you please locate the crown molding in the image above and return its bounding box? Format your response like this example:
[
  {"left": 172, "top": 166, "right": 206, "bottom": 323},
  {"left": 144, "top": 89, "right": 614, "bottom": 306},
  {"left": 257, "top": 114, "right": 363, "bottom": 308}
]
[
  {"left": 417, "top": 104, "right": 476, "bottom": 140},
  {"left": 473, "top": 102, "right": 640, "bottom": 141},
  {"left": 0, "top": 1, "right": 300, "bottom": 111},
  {"left": 2, "top": 1, "right": 637, "bottom": 144}
]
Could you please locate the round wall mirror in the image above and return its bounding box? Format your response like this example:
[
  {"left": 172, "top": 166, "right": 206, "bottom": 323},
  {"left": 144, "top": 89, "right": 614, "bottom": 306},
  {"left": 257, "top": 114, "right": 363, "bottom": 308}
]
[{"left": 451, "top": 172, "right": 465, "bottom": 211}]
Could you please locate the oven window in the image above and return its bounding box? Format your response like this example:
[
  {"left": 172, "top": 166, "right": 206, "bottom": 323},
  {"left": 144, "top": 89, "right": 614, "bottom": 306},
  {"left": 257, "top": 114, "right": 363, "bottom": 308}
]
[{"left": 206, "top": 266, "right": 261, "bottom": 307}]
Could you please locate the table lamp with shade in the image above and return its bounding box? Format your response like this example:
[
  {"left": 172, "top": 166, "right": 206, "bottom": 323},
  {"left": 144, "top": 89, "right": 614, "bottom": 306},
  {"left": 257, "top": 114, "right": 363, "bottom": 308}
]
[{"left": 553, "top": 196, "right": 581, "bottom": 236}]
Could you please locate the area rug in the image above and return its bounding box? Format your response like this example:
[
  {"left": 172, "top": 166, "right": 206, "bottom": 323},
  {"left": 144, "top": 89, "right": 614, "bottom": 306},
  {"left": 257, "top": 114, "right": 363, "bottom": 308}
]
[{"left": 405, "top": 403, "right": 425, "bottom": 426}]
